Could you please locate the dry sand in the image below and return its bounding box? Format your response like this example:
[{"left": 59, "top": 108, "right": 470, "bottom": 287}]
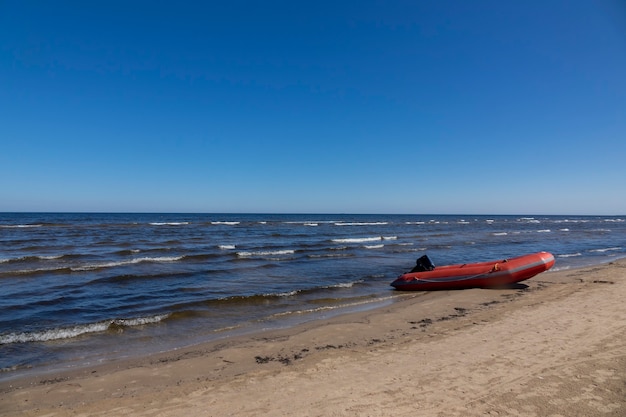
[{"left": 1, "top": 260, "right": 625, "bottom": 416}]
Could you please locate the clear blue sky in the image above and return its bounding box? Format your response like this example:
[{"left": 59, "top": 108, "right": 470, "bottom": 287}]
[{"left": 1, "top": 1, "right": 625, "bottom": 214}]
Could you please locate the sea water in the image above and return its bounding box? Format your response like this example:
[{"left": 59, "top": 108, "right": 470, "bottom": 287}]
[{"left": 1, "top": 213, "right": 624, "bottom": 379}]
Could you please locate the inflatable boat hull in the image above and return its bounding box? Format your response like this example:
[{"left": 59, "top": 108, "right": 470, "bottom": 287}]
[{"left": 391, "top": 252, "right": 555, "bottom": 291}]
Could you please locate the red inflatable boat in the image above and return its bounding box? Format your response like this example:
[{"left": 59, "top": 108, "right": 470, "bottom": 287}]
[{"left": 391, "top": 252, "right": 555, "bottom": 291}]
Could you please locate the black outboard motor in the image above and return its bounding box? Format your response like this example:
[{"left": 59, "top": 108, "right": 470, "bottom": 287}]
[{"left": 410, "top": 255, "right": 435, "bottom": 273}]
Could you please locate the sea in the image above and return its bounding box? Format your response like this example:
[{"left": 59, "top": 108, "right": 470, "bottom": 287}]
[{"left": 1, "top": 213, "right": 624, "bottom": 380}]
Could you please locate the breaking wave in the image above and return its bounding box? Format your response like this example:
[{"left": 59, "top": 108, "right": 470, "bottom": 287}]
[
  {"left": 0, "top": 315, "right": 169, "bottom": 345},
  {"left": 589, "top": 247, "right": 622, "bottom": 253},
  {"left": 0, "top": 254, "right": 65, "bottom": 264},
  {"left": 237, "top": 249, "right": 295, "bottom": 258},
  {"left": 332, "top": 237, "right": 382, "bottom": 243},
  {"left": 334, "top": 222, "right": 388, "bottom": 226},
  {"left": 0, "top": 224, "right": 43, "bottom": 228},
  {"left": 73, "top": 256, "right": 184, "bottom": 271}
]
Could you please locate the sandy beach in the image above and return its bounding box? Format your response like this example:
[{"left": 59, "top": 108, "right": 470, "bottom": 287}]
[{"left": 1, "top": 260, "right": 624, "bottom": 416}]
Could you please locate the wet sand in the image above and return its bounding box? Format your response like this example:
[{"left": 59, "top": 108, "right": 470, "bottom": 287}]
[{"left": 1, "top": 260, "right": 625, "bottom": 416}]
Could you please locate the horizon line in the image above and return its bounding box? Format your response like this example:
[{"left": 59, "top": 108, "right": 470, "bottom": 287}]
[{"left": 2, "top": 211, "right": 625, "bottom": 217}]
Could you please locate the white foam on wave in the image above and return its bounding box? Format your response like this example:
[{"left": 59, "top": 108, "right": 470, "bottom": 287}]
[
  {"left": 0, "top": 315, "right": 169, "bottom": 345},
  {"left": 334, "top": 222, "right": 388, "bottom": 226},
  {"left": 284, "top": 220, "right": 335, "bottom": 225},
  {"left": 308, "top": 253, "right": 352, "bottom": 259},
  {"left": 269, "top": 290, "right": 300, "bottom": 297},
  {"left": 518, "top": 217, "right": 536, "bottom": 221},
  {"left": 112, "top": 316, "right": 168, "bottom": 326},
  {"left": 149, "top": 222, "right": 189, "bottom": 226},
  {"left": 558, "top": 253, "right": 582, "bottom": 258},
  {"left": 589, "top": 247, "right": 622, "bottom": 253},
  {"left": 237, "top": 249, "right": 295, "bottom": 258},
  {"left": 73, "top": 256, "right": 184, "bottom": 271},
  {"left": 537, "top": 229, "right": 551, "bottom": 233},
  {"left": 364, "top": 244, "right": 384, "bottom": 249},
  {"left": 0, "top": 255, "right": 60, "bottom": 264},
  {"left": 0, "top": 224, "right": 43, "bottom": 228},
  {"left": 211, "top": 221, "right": 240, "bottom": 225},
  {"left": 218, "top": 245, "right": 236, "bottom": 250},
  {"left": 554, "top": 219, "right": 589, "bottom": 223},
  {"left": 1, "top": 266, "right": 68, "bottom": 276},
  {"left": 332, "top": 237, "right": 382, "bottom": 243},
  {"left": 492, "top": 232, "right": 508, "bottom": 236},
  {"left": 329, "top": 281, "right": 359, "bottom": 288},
  {"left": 551, "top": 265, "right": 571, "bottom": 272},
  {"left": 41, "top": 255, "right": 65, "bottom": 260}
]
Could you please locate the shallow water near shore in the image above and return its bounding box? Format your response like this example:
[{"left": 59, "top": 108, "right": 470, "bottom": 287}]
[{"left": 1, "top": 213, "right": 624, "bottom": 379}]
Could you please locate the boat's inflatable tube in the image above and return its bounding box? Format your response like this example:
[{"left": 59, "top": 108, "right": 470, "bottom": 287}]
[{"left": 391, "top": 251, "right": 555, "bottom": 291}]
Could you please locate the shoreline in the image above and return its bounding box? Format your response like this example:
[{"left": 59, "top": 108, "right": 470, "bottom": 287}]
[{"left": 1, "top": 260, "right": 625, "bottom": 416}]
